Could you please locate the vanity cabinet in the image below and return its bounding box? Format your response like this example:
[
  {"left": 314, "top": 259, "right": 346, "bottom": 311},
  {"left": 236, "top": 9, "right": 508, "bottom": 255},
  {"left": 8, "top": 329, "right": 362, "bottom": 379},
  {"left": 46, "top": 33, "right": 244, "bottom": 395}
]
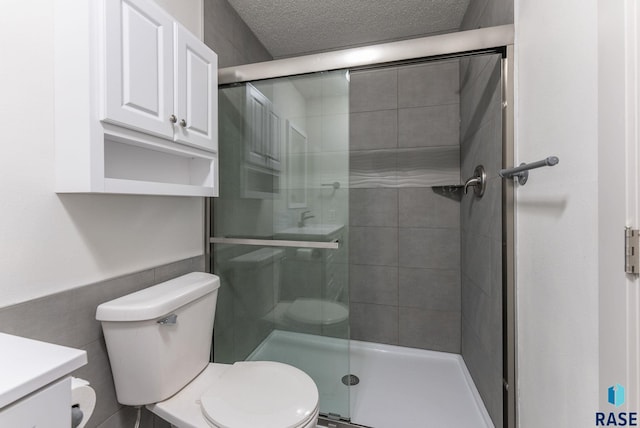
[
  {"left": 0, "top": 378, "right": 71, "bottom": 428},
  {"left": 0, "top": 333, "right": 87, "bottom": 428},
  {"left": 55, "top": 0, "right": 218, "bottom": 197}
]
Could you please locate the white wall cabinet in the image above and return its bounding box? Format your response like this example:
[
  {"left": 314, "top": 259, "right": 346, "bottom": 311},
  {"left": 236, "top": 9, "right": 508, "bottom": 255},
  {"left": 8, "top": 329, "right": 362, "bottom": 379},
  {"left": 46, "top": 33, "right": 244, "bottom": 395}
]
[
  {"left": 245, "top": 84, "right": 282, "bottom": 172},
  {"left": 266, "top": 109, "right": 282, "bottom": 171},
  {"left": 55, "top": 0, "right": 218, "bottom": 197},
  {"left": 103, "top": 0, "right": 175, "bottom": 140},
  {"left": 246, "top": 84, "right": 271, "bottom": 168},
  {"left": 174, "top": 25, "right": 218, "bottom": 151}
]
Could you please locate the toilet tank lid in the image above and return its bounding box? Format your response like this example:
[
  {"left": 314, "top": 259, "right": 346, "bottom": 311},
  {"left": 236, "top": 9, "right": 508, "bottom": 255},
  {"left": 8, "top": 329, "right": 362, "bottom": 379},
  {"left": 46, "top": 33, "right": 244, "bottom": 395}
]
[{"left": 96, "top": 272, "right": 220, "bottom": 322}]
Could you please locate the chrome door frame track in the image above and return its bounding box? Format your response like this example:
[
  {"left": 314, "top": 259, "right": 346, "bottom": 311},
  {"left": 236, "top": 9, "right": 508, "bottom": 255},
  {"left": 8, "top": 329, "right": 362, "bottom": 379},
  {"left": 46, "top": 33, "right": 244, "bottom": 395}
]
[{"left": 318, "top": 415, "right": 372, "bottom": 428}]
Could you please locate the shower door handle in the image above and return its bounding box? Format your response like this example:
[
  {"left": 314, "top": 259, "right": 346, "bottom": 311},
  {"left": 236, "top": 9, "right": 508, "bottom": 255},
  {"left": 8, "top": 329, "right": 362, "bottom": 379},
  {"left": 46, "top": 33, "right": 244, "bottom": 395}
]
[{"left": 210, "top": 237, "right": 340, "bottom": 249}]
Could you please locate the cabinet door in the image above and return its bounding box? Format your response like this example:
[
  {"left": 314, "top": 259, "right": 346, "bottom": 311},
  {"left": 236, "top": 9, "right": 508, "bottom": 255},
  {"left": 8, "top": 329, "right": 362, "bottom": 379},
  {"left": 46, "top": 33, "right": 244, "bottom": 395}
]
[
  {"left": 245, "top": 85, "right": 270, "bottom": 167},
  {"left": 174, "top": 24, "right": 218, "bottom": 152},
  {"left": 103, "top": 0, "right": 174, "bottom": 139},
  {"left": 266, "top": 110, "right": 282, "bottom": 171}
]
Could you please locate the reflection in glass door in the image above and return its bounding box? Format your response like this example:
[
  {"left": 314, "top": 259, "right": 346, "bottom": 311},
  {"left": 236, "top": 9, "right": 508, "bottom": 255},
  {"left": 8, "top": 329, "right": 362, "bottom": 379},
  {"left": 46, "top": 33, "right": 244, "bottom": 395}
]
[{"left": 212, "top": 70, "right": 351, "bottom": 419}]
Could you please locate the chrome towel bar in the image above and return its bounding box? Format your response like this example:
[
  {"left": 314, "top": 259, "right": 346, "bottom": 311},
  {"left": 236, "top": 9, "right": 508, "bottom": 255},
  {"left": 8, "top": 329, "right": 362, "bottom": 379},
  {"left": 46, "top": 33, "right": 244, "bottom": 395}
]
[
  {"left": 499, "top": 156, "right": 559, "bottom": 185},
  {"left": 210, "top": 237, "right": 340, "bottom": 249}
]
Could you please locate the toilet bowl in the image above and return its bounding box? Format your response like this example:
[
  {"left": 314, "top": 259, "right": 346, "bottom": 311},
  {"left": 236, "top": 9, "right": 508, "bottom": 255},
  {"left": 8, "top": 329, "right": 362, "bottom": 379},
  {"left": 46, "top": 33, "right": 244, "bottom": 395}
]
[
  {"left": 284, "top": 297, "right": 348, "bottom": 327},
  {"left": 265, "top": 297, "right": 348, "bottom": 337},
  {"left": 96, "top": 272, "right": 319, "bottom": 428}
]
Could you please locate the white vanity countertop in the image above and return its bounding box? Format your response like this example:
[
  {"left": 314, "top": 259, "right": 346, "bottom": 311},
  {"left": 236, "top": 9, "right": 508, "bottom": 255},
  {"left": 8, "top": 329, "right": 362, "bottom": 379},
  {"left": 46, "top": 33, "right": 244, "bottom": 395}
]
[
  {"left": 0, "top": 333, "right": 87, "bottom": 408},
  {"left": 275, "top": 224, "right": 344, "bottom": 239}
]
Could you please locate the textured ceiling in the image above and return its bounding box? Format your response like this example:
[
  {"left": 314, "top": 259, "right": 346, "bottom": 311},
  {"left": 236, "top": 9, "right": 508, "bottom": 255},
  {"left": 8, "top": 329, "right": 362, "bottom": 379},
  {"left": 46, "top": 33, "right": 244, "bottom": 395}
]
[{"left": 226, "top": 0, "right": 471, "bottom": 58}]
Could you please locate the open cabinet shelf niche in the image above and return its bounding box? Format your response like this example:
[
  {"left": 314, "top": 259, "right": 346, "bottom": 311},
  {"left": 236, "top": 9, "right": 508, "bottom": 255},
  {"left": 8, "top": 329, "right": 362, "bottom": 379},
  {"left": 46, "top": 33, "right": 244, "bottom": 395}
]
[{"left": 104, "top": 139, "right": 218, "bottom": 197}]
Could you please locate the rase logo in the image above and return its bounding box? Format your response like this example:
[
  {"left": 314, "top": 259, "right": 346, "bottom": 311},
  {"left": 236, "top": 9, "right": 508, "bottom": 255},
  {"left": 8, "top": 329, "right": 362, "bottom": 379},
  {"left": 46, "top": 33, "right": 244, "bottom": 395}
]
[
  {"left": 596, "top": 384, "right": 637, "bottom": 426},
  {"left": 610, "top": 384, "right": 626, "bottom": 408}
]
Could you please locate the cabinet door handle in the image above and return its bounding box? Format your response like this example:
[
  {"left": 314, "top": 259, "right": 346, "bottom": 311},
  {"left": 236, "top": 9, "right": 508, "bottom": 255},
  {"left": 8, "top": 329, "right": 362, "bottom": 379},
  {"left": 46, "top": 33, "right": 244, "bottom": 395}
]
[
  {"left": 169, "top": 114, "right": 177, "bottom": 124},
  {"left": 179, "top": 119, "right": 187, "bottom": 127}
]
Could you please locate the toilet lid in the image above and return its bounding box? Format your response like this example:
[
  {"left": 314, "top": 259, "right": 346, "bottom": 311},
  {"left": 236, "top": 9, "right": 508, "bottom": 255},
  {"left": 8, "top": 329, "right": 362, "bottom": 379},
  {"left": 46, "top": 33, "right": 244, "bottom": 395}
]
[
  {"left": 200, "top": 361, "right": 319, "bottom": 428},
  {"left": 285, "top": 298, "right": 349, "bottom": 325}
]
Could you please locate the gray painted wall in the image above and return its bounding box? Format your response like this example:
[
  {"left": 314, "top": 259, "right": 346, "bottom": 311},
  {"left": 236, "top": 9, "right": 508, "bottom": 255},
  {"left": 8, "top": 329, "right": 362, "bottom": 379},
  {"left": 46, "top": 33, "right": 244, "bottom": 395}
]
[
  {"left": 459, "top": 1, "right": 513, "bottom": 426},
  {"left": 460, "top": 0, "right": 514, "bottom": 30},
  {"left": 203, "top": 0, "right": 272, "bottom": 67},
  {"left": 348, "top": 62, "right": 462, "bottom": 353},
  {"left": 203, "top": 0, "right": 273, "bottom": 364}
]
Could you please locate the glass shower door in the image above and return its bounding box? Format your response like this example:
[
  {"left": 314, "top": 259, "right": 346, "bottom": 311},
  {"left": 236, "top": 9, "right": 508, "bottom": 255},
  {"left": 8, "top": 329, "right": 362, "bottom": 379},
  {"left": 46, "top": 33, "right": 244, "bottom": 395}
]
[{"left": 211, "top": 70, "right": 351, "bottom": 419}]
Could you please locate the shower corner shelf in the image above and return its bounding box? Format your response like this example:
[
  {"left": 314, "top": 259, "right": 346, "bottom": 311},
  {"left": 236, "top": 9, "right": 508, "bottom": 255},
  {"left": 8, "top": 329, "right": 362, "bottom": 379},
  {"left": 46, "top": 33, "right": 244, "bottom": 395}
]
[{"left": 432, "top": 185, "right": 463, "bottom": 201}]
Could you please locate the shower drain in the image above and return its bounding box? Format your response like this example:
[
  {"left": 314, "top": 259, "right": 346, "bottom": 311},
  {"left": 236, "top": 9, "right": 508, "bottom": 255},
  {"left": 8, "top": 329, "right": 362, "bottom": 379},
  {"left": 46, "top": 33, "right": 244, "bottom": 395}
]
[{"left": 341, "top": 374, "right": 360, "bottom": 386}]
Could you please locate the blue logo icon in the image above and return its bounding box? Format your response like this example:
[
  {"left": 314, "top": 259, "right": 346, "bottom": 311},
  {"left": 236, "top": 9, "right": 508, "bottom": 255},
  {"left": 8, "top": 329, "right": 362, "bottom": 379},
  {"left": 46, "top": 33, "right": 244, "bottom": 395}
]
[{"left": 609, "top": 384, "right": 626, "bottom": 407}]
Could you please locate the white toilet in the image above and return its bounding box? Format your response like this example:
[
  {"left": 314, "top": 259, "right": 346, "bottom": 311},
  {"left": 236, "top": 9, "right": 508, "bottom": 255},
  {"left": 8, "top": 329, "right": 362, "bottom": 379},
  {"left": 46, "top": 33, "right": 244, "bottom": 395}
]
[{"left": 96, "top": 272, "right": 320, "bottom": 428}]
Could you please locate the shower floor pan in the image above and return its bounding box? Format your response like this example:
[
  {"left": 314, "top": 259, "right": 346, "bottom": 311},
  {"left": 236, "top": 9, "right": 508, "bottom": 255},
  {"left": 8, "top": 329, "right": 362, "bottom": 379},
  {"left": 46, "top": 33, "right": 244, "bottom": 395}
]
[{"left": 247, "top": 330, "right": 494, "bottom": 428}]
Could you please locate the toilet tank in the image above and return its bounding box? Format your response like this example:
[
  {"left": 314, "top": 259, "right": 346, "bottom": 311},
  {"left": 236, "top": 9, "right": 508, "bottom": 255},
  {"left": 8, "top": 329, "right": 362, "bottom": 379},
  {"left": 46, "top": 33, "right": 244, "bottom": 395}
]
[{"left": 96, "top": 272, "right": 220, "bottom": 406}]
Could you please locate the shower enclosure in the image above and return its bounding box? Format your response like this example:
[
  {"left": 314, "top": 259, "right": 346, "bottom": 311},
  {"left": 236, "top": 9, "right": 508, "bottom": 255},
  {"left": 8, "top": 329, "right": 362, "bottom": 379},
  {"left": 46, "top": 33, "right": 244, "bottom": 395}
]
[
  {"left": 211, "top": 70, "right": 352, "bottom": 418},
  {"left": 208, "top": 26, "right": 515, "bottom": 428}
]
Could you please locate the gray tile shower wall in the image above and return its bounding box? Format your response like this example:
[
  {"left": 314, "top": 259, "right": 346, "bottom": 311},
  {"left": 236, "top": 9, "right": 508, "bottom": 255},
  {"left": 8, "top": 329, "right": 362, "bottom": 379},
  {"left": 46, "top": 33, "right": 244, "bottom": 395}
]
[
  {"left": 458, "top": 3, "right": 513, "bottom": 427},
  {"left": 348, "top": 62, "right": 462, "bottom": 353},
  {"left": 0, "top": 256, "right": 204, "bottom": 428},
  {"left": 459, "top": 53, "right": 504, "bottom": 428}
]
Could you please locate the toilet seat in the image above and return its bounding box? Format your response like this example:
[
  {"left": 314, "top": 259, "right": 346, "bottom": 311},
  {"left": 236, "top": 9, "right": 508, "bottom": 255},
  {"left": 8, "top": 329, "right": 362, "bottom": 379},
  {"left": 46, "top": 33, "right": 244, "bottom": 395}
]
[
  {"left": 201, "top": 361, "right": 319, "bottom": 428},
  {"left": 285, "top": 298, "right": 348, "bottom": 326},
  {"left": 147, "top": 363, "right": 319, "bottom": 428}
]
